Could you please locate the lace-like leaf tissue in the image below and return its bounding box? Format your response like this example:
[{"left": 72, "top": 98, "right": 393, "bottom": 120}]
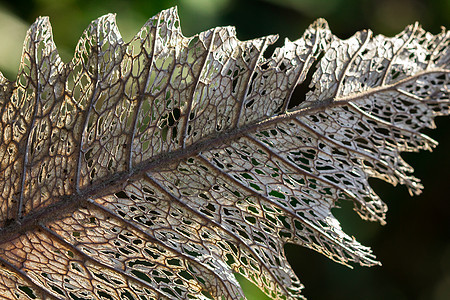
[{"left": 0, "top": 7, "right": 448, "bottom": 300}]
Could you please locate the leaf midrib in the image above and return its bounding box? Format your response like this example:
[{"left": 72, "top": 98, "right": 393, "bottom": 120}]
[{"left": 0, "top": 68, "right": 446, "bottom": 245}]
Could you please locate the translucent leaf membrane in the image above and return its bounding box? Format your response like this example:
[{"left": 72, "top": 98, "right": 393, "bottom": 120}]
[
  {"left": 0, "top": 6, "right": 449, "bottom": 300},
  {"left": 0, "top": 263, "right": 51, "bottom": 299},
  {"left": 70, "top": 14, "right": 132, "bottom": 189},
  {"left": 0, "top": 17, "right": 67, "bottom": 227}
]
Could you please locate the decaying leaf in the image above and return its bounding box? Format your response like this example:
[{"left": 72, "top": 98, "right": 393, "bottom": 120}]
[{"left": 0, "top": 7, "right": 448, "bottom": 300}]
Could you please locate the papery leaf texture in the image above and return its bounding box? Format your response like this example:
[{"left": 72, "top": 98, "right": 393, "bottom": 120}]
[{"left": 0, "top": 7, "right": 448, "bottom": 300}]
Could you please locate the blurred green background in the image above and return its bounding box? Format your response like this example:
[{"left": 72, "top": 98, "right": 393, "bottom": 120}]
[{"left": 0, "top": 0, "right": 448, "bottom": 299}]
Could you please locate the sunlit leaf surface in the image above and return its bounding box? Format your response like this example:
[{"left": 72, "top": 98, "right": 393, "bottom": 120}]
[{"left": 0, "top": 7, "right": 448, "bottom": 300}]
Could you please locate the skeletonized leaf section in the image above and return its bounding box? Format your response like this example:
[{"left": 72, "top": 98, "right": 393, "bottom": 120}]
[{"left": 0, "top": 6, "right": 449, "bottom": 300}]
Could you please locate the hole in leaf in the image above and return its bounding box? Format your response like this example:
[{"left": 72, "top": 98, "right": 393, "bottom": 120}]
[
  {"left": 18, "top": 286, "right": 37, "bottom": 299},
  {"left": 287, "top": 51, "right": 324, "bottom": 109}
]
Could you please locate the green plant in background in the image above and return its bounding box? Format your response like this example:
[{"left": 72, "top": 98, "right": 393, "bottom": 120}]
[{"left": 0, "top": 1, "right": 449, "bottom": 299}]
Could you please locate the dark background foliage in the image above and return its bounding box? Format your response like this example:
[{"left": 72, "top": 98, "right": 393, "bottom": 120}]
[{"left": 0, "top": 0, "right": 448, "bottom": 299}]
